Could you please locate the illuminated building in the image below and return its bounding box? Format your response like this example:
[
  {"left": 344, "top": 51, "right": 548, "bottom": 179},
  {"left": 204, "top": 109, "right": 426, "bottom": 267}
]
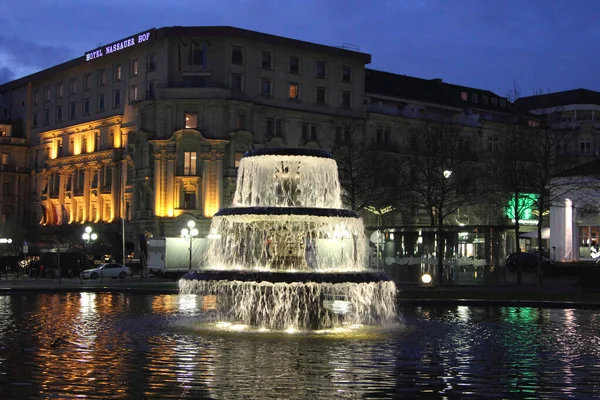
[{"left": 0, "top": 26, "right": 370, "bottom": 254}]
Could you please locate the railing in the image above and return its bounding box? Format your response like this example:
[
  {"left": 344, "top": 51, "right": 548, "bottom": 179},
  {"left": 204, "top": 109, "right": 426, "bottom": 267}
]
[{"left": 0, "top": 137, "right": 27, "bottom": 145}]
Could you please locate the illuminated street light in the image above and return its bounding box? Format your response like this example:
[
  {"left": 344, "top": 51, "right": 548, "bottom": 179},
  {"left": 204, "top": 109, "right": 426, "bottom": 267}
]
[
  {"left": 443, "top": 170, "right": 452, "bottom": 179},
  {"left": 0, "top": 238, "right": 12, "bottom": 244},
  {"left": 181, "top": 220, "right": 199, "bottom": 270},
  {"left": 82, "top": 226, "right": 98, "bottom": 266}
]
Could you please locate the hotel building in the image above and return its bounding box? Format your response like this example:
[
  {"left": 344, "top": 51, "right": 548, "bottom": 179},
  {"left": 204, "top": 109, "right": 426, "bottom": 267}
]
[{"left": 0, "top": 26, "right": 370, "bottom": 255}]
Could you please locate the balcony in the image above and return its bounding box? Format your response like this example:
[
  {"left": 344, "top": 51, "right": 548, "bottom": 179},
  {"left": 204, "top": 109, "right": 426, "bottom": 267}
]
[
  {"left": 157, "top": 86, "right": 231, "bottom": 100},
  {"left": 0, "top": 136, "right": 27, "bottom": 146}
]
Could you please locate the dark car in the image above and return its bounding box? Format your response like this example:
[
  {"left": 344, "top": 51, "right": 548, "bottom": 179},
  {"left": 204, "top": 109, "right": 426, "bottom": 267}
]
[{"left": 506, "top": 252, "right": 554, "bottom": 273}]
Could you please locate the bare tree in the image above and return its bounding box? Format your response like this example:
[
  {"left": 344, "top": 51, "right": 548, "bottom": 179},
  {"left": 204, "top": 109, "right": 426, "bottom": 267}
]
[
  {"left": 398, "top": 114, "right": 481, "bottom": 284},
  {"left": 332, "top": 121, "right": 397, "bottom": 216}
]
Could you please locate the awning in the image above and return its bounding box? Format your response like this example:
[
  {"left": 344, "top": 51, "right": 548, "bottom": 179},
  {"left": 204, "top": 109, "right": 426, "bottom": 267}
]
[{"left": 520, "top": 227, "right": 550, "bottom": 239}]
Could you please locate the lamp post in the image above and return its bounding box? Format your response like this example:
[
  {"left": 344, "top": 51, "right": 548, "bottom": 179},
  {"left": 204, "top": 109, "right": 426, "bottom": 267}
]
[
  {"left": 181, "top": 220, "right": 198, "bottom": 270},
  {"left": 82, "top": 226, "right": 98, "bottom": 267}
]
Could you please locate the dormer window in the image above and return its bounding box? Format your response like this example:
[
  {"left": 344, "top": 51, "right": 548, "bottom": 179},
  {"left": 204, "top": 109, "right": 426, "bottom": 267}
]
[
  {"left": 491, "top": 97, "right": 498, "bottom": 106},
  {"left": 499, "top": 98, "right": 506, "bottom": 108},
  {"left": 471, "top": 93, "right": 478, "bottom": 103},
  {"left": 461, "top": 92, "right": 468, "bottom": 101}
]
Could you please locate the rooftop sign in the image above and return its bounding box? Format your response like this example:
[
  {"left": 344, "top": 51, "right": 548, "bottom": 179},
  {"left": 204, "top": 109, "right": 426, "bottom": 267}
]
[{"left": 85, "top": 29, "right": 155, "bottom": 62}]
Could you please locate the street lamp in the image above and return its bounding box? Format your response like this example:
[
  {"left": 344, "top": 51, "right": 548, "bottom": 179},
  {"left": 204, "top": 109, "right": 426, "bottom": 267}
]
[
  {"left": 82, "top": 226, "right": 98, "bottom": 267},
  {"left": 181, "top": 220, "right": 198, "bottom": 270}
]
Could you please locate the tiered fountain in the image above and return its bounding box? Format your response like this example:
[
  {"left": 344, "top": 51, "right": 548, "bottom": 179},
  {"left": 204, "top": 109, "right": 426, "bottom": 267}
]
[{"left": 179, "top": 148, "right": 397, "bottom": 331}]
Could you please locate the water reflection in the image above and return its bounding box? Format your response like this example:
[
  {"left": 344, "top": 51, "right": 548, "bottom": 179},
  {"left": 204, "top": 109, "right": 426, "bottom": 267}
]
[{"left": 0, "top": 295, "right": 599, "bottom": 398}]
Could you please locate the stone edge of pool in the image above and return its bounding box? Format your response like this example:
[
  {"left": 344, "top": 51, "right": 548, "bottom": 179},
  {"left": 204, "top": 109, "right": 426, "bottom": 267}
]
[{"left": 0, "top": 282, "right": 598, "bottom": 310}]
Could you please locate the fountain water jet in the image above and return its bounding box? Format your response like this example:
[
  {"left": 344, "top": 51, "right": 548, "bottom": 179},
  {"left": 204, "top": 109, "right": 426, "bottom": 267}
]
[{"left": 179, "top": 148, "right": 396, "bottom": 330}]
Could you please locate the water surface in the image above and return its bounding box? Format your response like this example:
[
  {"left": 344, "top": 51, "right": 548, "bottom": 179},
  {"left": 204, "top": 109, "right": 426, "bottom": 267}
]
[{"left": 0, "top": 293, "right": 598, "bottom": 398}]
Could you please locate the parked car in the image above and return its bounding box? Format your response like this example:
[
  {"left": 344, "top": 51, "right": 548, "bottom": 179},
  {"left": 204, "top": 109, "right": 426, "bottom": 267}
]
[
  {"left": 80, "top": 263, "right": 131, "bottom": 280},
  {"left": 505, "top": 252, "right": 554, "bottom": 273}
]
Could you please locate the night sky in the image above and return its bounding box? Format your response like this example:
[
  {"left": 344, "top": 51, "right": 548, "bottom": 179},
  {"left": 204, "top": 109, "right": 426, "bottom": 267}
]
[{"left": 1, "top": 0, "right": 599, "bottom": 97}]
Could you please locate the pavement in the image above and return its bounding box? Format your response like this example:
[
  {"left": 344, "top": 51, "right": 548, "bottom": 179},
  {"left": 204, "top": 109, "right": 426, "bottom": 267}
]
[{"left": 0, "top": 274, "right": 597, "bottom": 309}]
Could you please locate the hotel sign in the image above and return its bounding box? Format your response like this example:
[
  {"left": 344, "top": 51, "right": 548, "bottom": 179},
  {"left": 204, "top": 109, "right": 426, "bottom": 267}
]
[{"left": 85, "top": 29, "right": 155, "bottom": 62}]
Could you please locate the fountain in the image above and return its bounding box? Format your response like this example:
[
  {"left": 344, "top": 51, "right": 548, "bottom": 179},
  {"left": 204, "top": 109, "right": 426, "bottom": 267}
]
[{"left": 179, "top": 148, "right": 397, "bottom": 330}]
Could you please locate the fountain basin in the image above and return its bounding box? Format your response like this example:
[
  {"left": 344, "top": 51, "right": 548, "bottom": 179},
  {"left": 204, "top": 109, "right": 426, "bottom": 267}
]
[{"left": 181, "top": 269, "right": 391, "bottom": 284}]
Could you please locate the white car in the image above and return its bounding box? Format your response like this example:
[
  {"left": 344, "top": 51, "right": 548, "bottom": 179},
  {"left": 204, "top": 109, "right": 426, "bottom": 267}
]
[{"left": 80, "top": 263, "right": 130, "bottom": 280}]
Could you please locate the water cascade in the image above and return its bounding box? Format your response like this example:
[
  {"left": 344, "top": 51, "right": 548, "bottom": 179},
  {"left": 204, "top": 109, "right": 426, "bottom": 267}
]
[{"left": 179, "top": 148, "right": 396, "bottom": 330}]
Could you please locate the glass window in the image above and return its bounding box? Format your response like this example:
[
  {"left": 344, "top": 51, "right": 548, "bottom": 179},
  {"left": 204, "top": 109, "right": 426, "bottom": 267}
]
[
  {"left": 231, "top": 74, "right": 243, "bottom": 92},
  {"left": 316, "top": 87, "right": 326, "bottom": 104},
  {"left": 115, "top": 64, "right": 122, "bottom": 81},
  {"left": 231, "top": 46, "right": 243, "bottom": 65},
  {"left": 131, "top": 59, "right": 138, "bottom": 76},
  {"left": 289, "top": 56, "right": 299, "bottom": 74},
  {"left": 146, "top": 55, "right": 155, "bottom": 72},
  {"left": 342, "top": 66, "right": 352, "bottom": 82},
  {"left": 341, "top": 91, "right": 351, "bottom": 108},
  {"left": 289, "top": 83, "right": 299, "bottom": 100},
  {"left": 261, "top": 51, "right": 272, "bottom": 69},
  {"left": 98, "top": 70, "right": 106, "bottom": 86},
  {"left": 316, "top": 61, "right": 326, "bottom": 78},
  {"left": 185, "top": 112, "right": 198, "bottom": 129},
  {"left": 261, "top": 78, "right": 271, "bottom": 96},
  {"left": 184, "top": 152, "right": 197, "bottom": 175},
  {"left": 113, "top": 90, "right": 121, "bottom": 107}
]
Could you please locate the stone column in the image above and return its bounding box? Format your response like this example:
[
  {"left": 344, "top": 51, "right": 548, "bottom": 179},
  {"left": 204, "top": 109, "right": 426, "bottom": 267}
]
[
  {"left": 83, "top": 168, "right": 91, "bottom": 222},
  {"left": 166, "top": 153, "right": 175, "bottom": 216},
  {"left": 111, "top": 162, "right": 119, "bottom": 221},
  {"left": 217, "top": 158, "right": 223, "bottom": 212},
  {"left": 154, "top": 152, "right": 162, "bottom": 217}
]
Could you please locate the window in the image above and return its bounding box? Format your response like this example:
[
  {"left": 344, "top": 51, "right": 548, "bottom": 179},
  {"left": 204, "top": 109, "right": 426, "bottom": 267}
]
[
  {"left": 130, "top": 85, "right": 138, "bottom": 102},
  {"left": 69, "top": 102, "right": 76, "bottom": 119},
  {"left": 44, "top": 87, "right": 51, "bottom": 102},
  {"left": 33, "top": 91, "right": 39, "bottom": 105},
  {"left": 1, "top": 153, "right": 10, "bottom": 165},
  {"left": 3, "top": 183, "right": 10, "bottom": 196},
  {"left": 260, "top": 78, "right": 271, "bottom": 96},
  {"left": 57, "top": 82, "right": 63, "bottom": 98},
  {"left": 70, "top": 79, "right": 77, "bottom": 95},
  {"left": 231, "top": 74, "right": 243, "bottom": 92},
  {"left": 146, "top": 54, "right": 155, "bottom": 72},
  {"left": 487, "top": 135, "right": 499, "bottom": 152},
  {"left": 146, "top": 81, "right": 155, "bottom": 99},
  {"left": 98, "top": 70, "right": 106, "bottom": 86},
  {"left": 335, "top": 126, "right": 351, "bottom": 144},
  {"left": 113, "top": 90, "right": 121, "bottom": 108},
  {"left": 231, "top": 46, "right": 243, "bottom": 65},
  {"left": 491, "top": 97, "right": 498, "bottom": 106},
  {"left": 56, "top": 105, "right": 63, "bottom": 121},
  {"left": 83, "top": 74, "right": 91, "bottom": 90},
  {"left": 482, "top": 95, "right": 488, "bottom": 105},
  {"left": 288, "top": 83, "right": 299, "bottom": 100},
  {"left": 95, "top": 131, "right": 100, "bottom": 151},
  {"left": 114, "top": 64, "right": 122, "bottom": 81},
  {"left": 471, "top": 93, "right": 478, "bottom": 103},
  {"left": 302, "top": 123, "right": 318, "bottom": 141},
  {"left": 43, "top": 109, "right": 50, "bottom": 125},
  {"left": 184, "top": 152, "right": 197, "bottom": 175},
  {"left": 235, "top": 114, "right": 245, "bottom": 130},
  {"left": 261, "top": 51, "right": 272, "bottom": 69},
  {"left": 98, "top": 94, "right": 105, "bottom": 111},
  {"left": 342, "top": 66, "right": 352, "bottom": 82},
  {"left": 185, "top": 112, "right": 198, "bottom": 129},
  {"left": 341, "top": 91, "right": 352, "bottom": 108},
  {"left": 316, "top": 87, "right": 326, "bottom": 104},
  {"left": 266, "top": 118, "right": 284, "bottom": 137},
  {"left": 83, "top": 98, "right": 90, "bottom": 115},
  {"left": 499, "top": 98, "right": 506, "bottom": 108},
  {"left": 316, "top": 61, "right": 326, "bottom": 78},
  {"left": 131, "top": 59, "right": 138, "bottom": 76},
  {"left": 32, "top": 112, "right": 38, "bottom": 127},
  {"left": 183, "top": 193, "right": 196, "bottom": 210},
  {"left": 580, "top": 139, "right": 592, "bottom": 155},
  {"left": 461, "top": 91, "right": 468, "bottom": 101},
  {"left": 289, "top": 56, "right": 300, "bottom": 74},
  {"left": 190, "top": 47, "right": 204, "bottom": 66}
]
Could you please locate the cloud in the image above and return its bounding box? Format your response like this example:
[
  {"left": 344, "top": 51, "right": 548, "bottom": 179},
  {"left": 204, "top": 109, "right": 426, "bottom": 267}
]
[
  {"left": 0, "top": 35, "right": 75, "bottom": 71},
  {"left": 0, "top": 64, "right": 14, "bottom": 84}
]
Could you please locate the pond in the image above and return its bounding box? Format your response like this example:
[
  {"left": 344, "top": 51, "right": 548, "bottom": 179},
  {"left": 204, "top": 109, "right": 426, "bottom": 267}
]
[{"left": 0, "top": 293, "right": 598, "bottom": 398}]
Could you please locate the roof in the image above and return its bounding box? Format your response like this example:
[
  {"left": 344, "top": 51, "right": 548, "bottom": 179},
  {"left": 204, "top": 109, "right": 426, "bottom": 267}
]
[
  {"left": 515, "top": 89, "right": 600, "bottom": 111},
  {"left": 158, "top": 26, "right": 371, "bottom": 63},
  {"left": 0, "top": 26, "right": 370, "bottom": 91},
  {"left": 365, "top": 69, "right": 510, "bottom": 113}
]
